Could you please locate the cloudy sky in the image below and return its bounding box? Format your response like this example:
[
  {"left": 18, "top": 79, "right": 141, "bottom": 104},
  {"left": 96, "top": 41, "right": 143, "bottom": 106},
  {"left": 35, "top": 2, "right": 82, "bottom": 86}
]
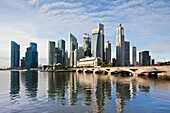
[{"left": 0, "top": 0, "right": 170, "bottom": 67}]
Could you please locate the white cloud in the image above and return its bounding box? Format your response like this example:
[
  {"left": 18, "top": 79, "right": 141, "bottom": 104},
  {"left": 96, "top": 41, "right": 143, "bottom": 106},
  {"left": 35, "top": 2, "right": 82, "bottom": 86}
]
[{"left": 28, "top": 0, "right": 38, "bottom": 5}]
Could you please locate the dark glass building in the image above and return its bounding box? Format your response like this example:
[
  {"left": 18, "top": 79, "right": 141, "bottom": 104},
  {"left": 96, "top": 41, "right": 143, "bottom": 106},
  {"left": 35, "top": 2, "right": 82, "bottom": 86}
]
[
  {"left": 139, "top": 51, "right": 150, "bottom": 66},
  {"left": 11, "top": 41, "right": 20, "bottom": 68},
  {"left": 21, "top": 57, "right": 25, "bottom": 68},
  {"left": 106, "top": 41, "right": 111, "bottom": 64},
  {"left": 124, "top": 41, "right": 130, "bottom": 66},
  {"left": 25, "top": 42, "right": 38, "bottom": 68},
  {"left": 83, "top": 33, "right": 91, "bottom": 57},
  {"left": 55, "top": 47, "right": 62, "bottom": 64},
  {"left": 58, "top": 39, "right": 65, "bottom": 65}
]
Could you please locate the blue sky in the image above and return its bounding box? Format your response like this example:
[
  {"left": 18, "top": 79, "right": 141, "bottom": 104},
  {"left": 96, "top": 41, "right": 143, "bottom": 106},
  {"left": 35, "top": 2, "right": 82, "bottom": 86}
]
[{"left": 0, "top": 0, "right": 170, "bottom": 67}]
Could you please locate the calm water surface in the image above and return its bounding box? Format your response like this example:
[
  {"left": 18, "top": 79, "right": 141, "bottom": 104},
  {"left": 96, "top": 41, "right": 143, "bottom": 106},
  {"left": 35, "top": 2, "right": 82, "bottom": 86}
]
[{"left": 0, "top": 70, "right": 170, "bottom": 113}]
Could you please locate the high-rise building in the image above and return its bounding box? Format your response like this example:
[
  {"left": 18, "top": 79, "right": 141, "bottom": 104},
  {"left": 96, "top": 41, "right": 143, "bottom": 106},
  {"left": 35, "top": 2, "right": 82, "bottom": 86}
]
[
  {"left": 74, "top": 47, "right": 84, "bottom": 67},
  {"left": 25, "top": 42, "right": 38, "bottom": 68},
  {"left": 68, "top": 33, "right": 78, "bottom": 67},
  {"left": 105, "top": 41, "right": 111, "bottom": 64},
  {"left": 58, "top": 39, "right": 65, "bottom": 65},
  {"left": 139, "top": 51, "right": 150, "bottom": 66},
  {"left": 21, "top": 57, "right": 25, "bottom": 68},
  {"left": 151, "top": 59, "right": 155, "bottom": 65},
  {"left": 130, "top": 46, "right": 136, "bottom": 66},
  {"left": 124, "top": 41, "right": 130, "bottom": 66},
  {"left": 116, "top": 24, "right": 125, "bottom": 66},
  {"left": 54, "top": 47, "right": 62, "bottom": 64},
  {"left": 83, "top": 33, "right": 91, "bottom": 57},
  {"left": 111, "top": 58, "right": 116, "bottom": 66},
  {"left": 91, "top": 23, "right": 105, "bottom": 61},
  {"left": 48, "top": 41, "right": 55, "bottom": 65},
  {"left": 65, "top": 51, "right": 69, "bottom": 67},
  {"left": 11, "top": 41, "right": 20, "bottom": 68}
]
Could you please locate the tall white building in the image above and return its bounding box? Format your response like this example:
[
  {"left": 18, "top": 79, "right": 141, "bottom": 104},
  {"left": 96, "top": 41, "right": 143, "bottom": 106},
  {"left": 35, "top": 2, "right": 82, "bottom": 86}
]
[
  {"left": 116, "top": 24, "right": 125, "bottom": 66},
  {"left": 68, "top": 33, "right": 78, "bottom": 67},
  {"left": 130, "top": 46, "right": 137, "bottom": 66},
  {"left": 74, "top": 47, "right": 84, "bottom": 67}
]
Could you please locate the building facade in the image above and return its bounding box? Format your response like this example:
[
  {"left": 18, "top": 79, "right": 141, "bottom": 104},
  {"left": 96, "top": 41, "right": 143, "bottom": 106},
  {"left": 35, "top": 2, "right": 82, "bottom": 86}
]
[
  {"left": 25, "top": 42, "right": 38, "bottom": 68},
  {"left": 58, "top": 39, "right": 65, "bottom": 65},
  {"left": 130, "top": 46, "right": 136, "bottom": 66},
  {"left": 11, "top": 41, "right": 20, "bottom": 68},
  {"left": 91, "top": 23, "right": 105, "bottom": 62},
  {"left": 116, "top": 24, "right": 125, "bottom": 66},
  {"left": 21, "top": 57, "right": 25, "bottom": 68},
  {"left": 83, "top": 33, "right": 91, "bottom": 57},
  {"left": 124, "top": 41, "right": 130, "bottom": 66},
  {"left": 54, "top": 47, "right": 62, "bottom": 64},
  {"left": 65, "top": 50, "right": 69, "bottom": 67},
  {"left": 68, "top": 33, "right": 78, "bottom": 67},
  {"left": 77, "top": 57, "right": 102, "bottom": 67},
  {"left": 139, "top": 51, "right": 150, "bottom": 66},
  {"left": 111, "top": 58, "right": 116, "bottom": 66},
  {"left": 74, "top": 47, "right": 84, "bottom": 67},
  {"left": 48, "top": 41, "right": 55, "bottom": 65},
  {"left": 105, "top": 41, "right": 111, "bottom": 64}
]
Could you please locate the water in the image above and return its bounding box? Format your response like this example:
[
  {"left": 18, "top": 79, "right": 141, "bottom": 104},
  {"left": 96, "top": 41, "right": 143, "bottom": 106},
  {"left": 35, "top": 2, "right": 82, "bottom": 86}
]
[{"left": 0, "top": 70, "right": 170, "bottom": 113}]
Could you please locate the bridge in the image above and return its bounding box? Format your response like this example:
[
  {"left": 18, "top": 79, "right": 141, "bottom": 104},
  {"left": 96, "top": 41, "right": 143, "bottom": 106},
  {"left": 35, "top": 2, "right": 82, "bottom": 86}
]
[{"left": 72, "top": 66, "right": 170, "bottom": 77}]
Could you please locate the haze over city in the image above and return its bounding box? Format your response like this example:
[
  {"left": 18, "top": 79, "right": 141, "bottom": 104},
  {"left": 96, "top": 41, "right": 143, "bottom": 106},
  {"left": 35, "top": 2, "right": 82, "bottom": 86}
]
[{"left": 0, "top": 0, "right": 170, "bottom": 67}]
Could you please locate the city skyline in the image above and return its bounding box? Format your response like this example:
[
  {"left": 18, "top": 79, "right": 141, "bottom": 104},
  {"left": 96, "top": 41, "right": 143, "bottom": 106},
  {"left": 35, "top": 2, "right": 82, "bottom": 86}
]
[{"left": 0, "top": 0, "right": 170, "bottom": 67}]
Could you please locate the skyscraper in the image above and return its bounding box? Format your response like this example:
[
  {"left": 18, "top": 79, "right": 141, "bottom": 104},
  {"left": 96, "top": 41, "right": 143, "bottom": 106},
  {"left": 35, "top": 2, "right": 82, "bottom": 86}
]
[
  {"left": 91, "top": 23, "right": 105, "bottom": 61},
  {"left": 54, "top": 47, "right": 62, "bottom": 64},
  {"left": 21, "top": 57, "right": 25, "bottom": 68},
  {"left": 25, "top": 42, "right": 38, "bottom": 68},
  {"left": 58, "top": 39, "right": 65, "bottom": 65},
  {"left": 68, "top": 33, "right": 78, "bottom": 67},
  {"left": 116, "top": 24, "right": 125, "bottom": 66},
  {"left": 82, "top": 33, "right": 91, "bottom": 57},
  {"left": 139, "top": 51, "right": 150, "bottom": 66},
  {"left": 105, "top": 41, "right": 111, "bottom": 64},
  {"left": 65, "top": 50, "right": 69, "bottom": 67},
  {"left": 74, "top": 47, "right": 84, "bottom": 67},
  {"left": 130, "top": 46, "right": 136, "bottom": 66},
  {"left": 124, "top": 41, "right": 130, "bottom": 66},
  {"left": 48, "top": 41, "right": 55, "bottom": 65},
  {"left": 11, "top": 41, "right": 20, "bottom": 68}
]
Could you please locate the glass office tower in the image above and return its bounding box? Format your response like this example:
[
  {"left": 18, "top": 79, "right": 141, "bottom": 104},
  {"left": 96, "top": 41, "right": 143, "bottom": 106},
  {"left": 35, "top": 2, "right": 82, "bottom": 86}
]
[
  {"left": 58, "top": 39, "right": 65, "bottom": 65},
  {"left": 68, "top": 33, "right": 78, "bottom": 67},
  {"left": 25, "top": 42, "right": 38, "bottom": 68},
  {"left": 11, "top": 41, "right": 20, "bottom": 68},
  {"left": 48, "top": 41, "right": 55, "bottom": 65},
  {"left": 91, "top": 23, "right": 104, "bottom": 61},
  {"left": 82, "top": 33, "right": 91, "bottom": 57}
]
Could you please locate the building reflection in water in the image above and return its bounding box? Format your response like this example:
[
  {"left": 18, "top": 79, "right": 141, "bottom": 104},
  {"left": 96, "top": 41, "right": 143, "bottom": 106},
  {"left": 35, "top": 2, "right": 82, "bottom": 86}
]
[
  {"left": 48, "top": 72, "right": 70, "bottom": 105},
  {"left": 47, "top": 72, "right": 139, "bottom": 112},
  {"left": 115, "top": 78, "right": 137, "bottom": 113},
  {"left": 68, "top": 73, "right": 79, "bottom": 106},
  {"left": 76, "top": 74, "right": 112, "bottom": 113},
  {"left": 10, "top": 71, "right": 20, "bottom": 100},
  {"left": 24, "top": 71, "right": 38, "bottom": 100},
  {"left": 139, "top": 85, "right": 150, "bottom": 93}
]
